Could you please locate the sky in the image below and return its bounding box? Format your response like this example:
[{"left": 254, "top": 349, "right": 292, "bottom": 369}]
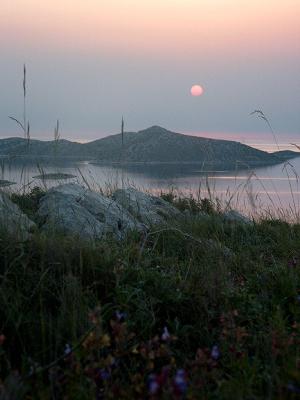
[{"left": 0, "top": 0, "right": 299, "bottom": 147}]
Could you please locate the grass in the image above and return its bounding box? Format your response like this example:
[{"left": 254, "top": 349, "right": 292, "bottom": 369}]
[
  {"left": 10, "top": 186, "right": 45, "bottom": 220},
  {"left": 1, "top": 189, "right": 300, "bottom": 399}
]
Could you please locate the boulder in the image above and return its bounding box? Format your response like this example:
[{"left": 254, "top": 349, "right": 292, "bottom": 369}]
[
  {"left": 113, "top": 188, "right": 181, "bottom": 226},
  {"left": 223, "top": 210, "right": 252, "bottom": 224},
  {"left": 38, "top": 183, "right": 142, "bottom": 240},
  {"left": 0, "top": 192, "right": 35, "bottom": 239}
]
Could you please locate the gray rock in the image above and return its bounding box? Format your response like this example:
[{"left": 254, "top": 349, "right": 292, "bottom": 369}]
[
  {"left": 0, "top": 192, "right": 35, "bottom": 239},
  {"left": 38, "top": 183, "right": 142, "bottom": 240},
  {"left": 223, "top": 210, "right": 252, "bottom": 224},
  {"left": 113, "top": 187, "right": 181, "bottom": 226},
  {"left": 47, "top": 183, "right": 87, "bottom": 199},
  {"left": 38, "top": 191, "right": 104, "bottom": 239},
  {"left": 206, "top": 238, "right": 233, "bottom": 259}
]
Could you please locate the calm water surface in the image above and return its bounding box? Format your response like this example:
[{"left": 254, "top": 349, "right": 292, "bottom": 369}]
[{"left": 1, "top": 157, "right": 300, "bottom": 219}]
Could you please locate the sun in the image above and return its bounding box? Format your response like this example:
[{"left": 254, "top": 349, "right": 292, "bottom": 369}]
[{"left": 190, "top": 85, "right": 204, "bottom": 97}]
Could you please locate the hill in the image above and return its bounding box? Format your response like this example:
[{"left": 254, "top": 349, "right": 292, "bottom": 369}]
[
  {"left": 85, "top": 126, "right": 295, "bottom": 167},
  {"left": 83, "top": 126, "right": 300, "bottom": 168},
  {"left": 271, "top": 149, "right": 300, "bottom": 160},
  {"left": 0, "top": 126, "right": 299, "bottom": 169},
  {"left": 0, "top": 137, "right": 83, "bottom": 159}
]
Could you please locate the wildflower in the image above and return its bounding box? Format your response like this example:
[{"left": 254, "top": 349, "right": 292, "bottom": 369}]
[
  {"left": 288, "top": 257, "right": 298, "bottom": 268},
  {"left": 98, "top": 368, "right": 110, "bottom": 381},
  {"left": 173, "top": 369, "right": 187, "bottom": 396},
  {"left": 211, "top": 345, "right": 220, "bottom": 360},
  {"left": 296, "top": 295, "right": 300, "bottom": 303},
  {"left": 115, "top": 310, "right": 127, "bottom": 322},
  {"left": 148, "top": 373, "right": 160, "bottom": 395},
  {"left": 161, "top": 326, "right": 171, "bottom": 341},
  {"left": 99, "top": 334, "right": 111, "bottom": 348},
  {"left": 64, "top": 344, "right": 72, "bottom": 355},
  {"left": 287, "top": 382, "right": 300, "bottom": 394}
]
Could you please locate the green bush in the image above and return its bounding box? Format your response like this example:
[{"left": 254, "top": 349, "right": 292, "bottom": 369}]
[{"left": 11, "top": 186, "right": 45, "bottom": 220}]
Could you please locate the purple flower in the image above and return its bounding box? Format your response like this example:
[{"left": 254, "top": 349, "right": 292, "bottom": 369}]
[
  {"left": 98, "top": 368, "right": 110, "bottom": 381},
  {"left": 115, "top": 310, "right": 127, "bottom": 321},
  {"left": 173, "top": 369, "right": 187, "bottom": 395},
  {"left": 288, "top": 257, "right": 298, "bottom": 268},
  {"left": 64, "top": 344, "right": 72, "bottom": 355},
  {"left": 148, "top": 373, "right": 160, "bottom": 395},
  {"left": 211, "top": 345, "right": 220, "bottom": 360},
  {"left": 287, "top": 382, "right": 300, "bottom": 393},
  {"left": 161, "top": 326, "right": 171, "bottom": 341}
]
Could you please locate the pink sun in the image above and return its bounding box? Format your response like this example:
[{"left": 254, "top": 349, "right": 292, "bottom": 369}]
[{"left": 190, "top": 85, "right": 204, "bottom": 97}]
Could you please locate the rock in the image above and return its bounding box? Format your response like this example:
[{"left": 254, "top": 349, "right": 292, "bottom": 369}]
[
  {"left": 113, "top": 188, "right": 181, "bottom": 226},
  {"left": 38, "top": 183, "right": 142, "bottom": 240},
  {"left": 206, "top": 238, "right": 233, "bottom": 259},
  {"left": 223, "top": 210, "right": 252, "bottom": 224},
  {"left": 45, "top": 183, "right": 86, "bottom": 199},
  {"left": 38, "top": 191, "right": 104, "bottom": 239},
  {"left": 0, "top": 192, "right": 35, "bottom": 239}
]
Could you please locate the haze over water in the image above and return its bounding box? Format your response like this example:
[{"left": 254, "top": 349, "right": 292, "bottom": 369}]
[{"left": 1, "top": 155, "right": 300, "bottom": 220}]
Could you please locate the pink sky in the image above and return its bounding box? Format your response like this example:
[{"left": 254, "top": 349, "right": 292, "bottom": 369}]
[
  {"left": 0, "top": 0, "right": 299, "bottom": 141},
  {"left": 1, "top": 0, "right": 299, "bottom": 56}
]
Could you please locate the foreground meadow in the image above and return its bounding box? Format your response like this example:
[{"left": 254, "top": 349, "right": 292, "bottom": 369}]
[{"left": 1, "top": 189, "right": 300, "bottom": 399}]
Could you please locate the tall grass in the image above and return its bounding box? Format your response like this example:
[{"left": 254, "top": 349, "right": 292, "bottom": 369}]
[
  {"left": 1, "top": 193, "right": 300, "bottom": 398},
  {"left": 8, "top": 64, "right": 30, "bottom": 144}
]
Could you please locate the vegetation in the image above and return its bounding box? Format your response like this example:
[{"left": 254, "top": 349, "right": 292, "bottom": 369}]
[
  {"left": 1, "top": 190, "right": 300, "bottom": 399},
  {"left": 11, "top": 186, "right": 45, "bottom": 220}
]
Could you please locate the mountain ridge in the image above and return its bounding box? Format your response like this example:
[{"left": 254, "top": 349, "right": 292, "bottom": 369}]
[{"left": 0, "top": 126, "right": 298, "bottom": 169}]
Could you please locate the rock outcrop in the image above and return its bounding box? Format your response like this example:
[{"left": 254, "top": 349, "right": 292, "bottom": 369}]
[
  {"left": 38, "top": 184, "right": 143, "bottom": 240},
  {"left": 113, "top": 187, "right": 181, "bottom": 226},
  {"left": 0, "top": 184, "right": 251, "bottom": 245}
]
